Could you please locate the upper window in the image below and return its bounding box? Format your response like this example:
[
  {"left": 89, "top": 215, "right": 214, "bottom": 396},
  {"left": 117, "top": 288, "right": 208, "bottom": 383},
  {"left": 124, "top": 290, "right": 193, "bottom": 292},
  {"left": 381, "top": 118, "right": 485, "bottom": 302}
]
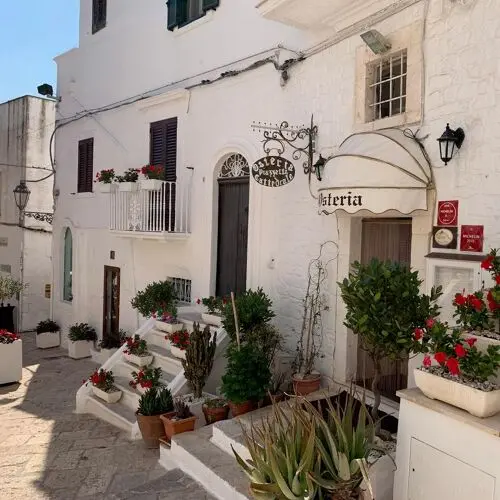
[
  {"left": 369, "top": 50, "right": 407, "bottom": 121},
  {"left": 78, "top": 138, "right": 94, "bottom": 193},
  {"left": 92, "top": 0, "right": 107, "bottom": 34},
  {"left": 63, "top": 228, "right": 73, "bottom": 302},
  {"left": 167, "top": 0, "right": 220, "bottom": 31}
]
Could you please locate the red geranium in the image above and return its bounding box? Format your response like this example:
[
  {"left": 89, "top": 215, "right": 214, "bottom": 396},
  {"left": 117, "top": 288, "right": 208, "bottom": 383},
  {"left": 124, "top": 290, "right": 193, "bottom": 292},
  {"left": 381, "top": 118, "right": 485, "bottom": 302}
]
[
  {"left": 141, "top": 164, "right": 165, "bottom": 180},
  {"left": 434, "top": 352, "right": 447, "bottom": 365},
  {"left": 454, "top": 344, "right": 467, "bottom": 358},
  {"left": 446, "top": 357, "right": 460, "bottom": 376},
  {"left": 423, "top": 355, "right": 432, "bottom": 367},
  {"left": 414, "top": 328, "right": 423, "bottom": 341},
  {"left": 454, "top": 293, "right": 467, "bottom": 307},
  {"left": 86, "top": 368, "right": 115, "bottom": 392},
  {"left": 166, "top": 329, "right": 190, "bottom": 350},
  {"left": 425, "top": 318, "right": 435, "bottom": 329},
  {"left": 0, "top": 330, "right": 20, "bottom": 344},
  {"left": 466, "top": 337, "right": 477, "bottom": 347},
  {"left": 481, "top": 255, "right": 494, "bottom": 270}
]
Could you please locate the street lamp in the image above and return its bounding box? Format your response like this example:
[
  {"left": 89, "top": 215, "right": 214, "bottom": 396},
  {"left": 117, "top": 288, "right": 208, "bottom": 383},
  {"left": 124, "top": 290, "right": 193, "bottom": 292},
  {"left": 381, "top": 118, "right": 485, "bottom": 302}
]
[
  {"left": 437, "top": 124, "right": 465, "bottom": 165},
  {"left": 13, "top": 181, "right": 31, "bottom": 224}
]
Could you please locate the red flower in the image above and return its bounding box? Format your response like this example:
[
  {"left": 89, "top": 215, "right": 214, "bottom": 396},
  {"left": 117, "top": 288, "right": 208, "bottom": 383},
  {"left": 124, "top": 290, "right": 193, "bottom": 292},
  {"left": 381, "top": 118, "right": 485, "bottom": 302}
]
[
  {"left": 454, "top": 344, "right": 467, "bottom": 358},
  {"left": 434, "top": 352, "right": 447, "bottom": 365},
  {"left": 423, "top": 355, "right": 432, "bottom": 367},
  {"left": 196, "top": 298, "right": 201, "bottom": 305},
  {"left": 414, "top": 328, "right": 423, "bottom": 341},
  {"left": 446, "top": 357, "right": 460, "bottom": 376},
  {"left": 425, "top": 318, "right": 435, "bottom": 329},
  {"left": 466, "top": 337, "right": 477, "bottom": 347},
  {"left": 469, "top": 296, "right": 483, "bottom": 312},
  {"left": 454, "top": 293, "right": 467, "bottom": 307}
]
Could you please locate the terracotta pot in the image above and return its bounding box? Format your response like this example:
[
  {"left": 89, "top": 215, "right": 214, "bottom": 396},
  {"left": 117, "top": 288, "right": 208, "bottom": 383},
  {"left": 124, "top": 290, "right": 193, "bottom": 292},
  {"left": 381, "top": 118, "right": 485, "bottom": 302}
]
[
  {"left": 262, "top": 391, "right": 286, "bottom": 407},
  {"left": 136, "top": 412, "right": 170, "bottom": 449},
  {"left": 292, "top": 374, "right": 321, "bottom": 396},
  {"left": 160, "top": 413, "right": 197, "bottom": 440},
  {"left": 229, "top": 400, "right": 254, "bottom": 417},
  {"left": 203, "top": 404, "right": 230, "bottom": 425}
]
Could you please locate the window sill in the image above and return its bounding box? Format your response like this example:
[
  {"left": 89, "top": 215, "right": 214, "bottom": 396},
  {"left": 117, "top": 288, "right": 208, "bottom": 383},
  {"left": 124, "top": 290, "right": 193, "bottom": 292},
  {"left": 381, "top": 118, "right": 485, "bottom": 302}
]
[
  {"left": 353, "top": 112, "right": 418, "bottom": 133},
  {"left": 61, "top": 300, "right": 73, "bottom": 306},
  {"left": 173, "top": 10, "right": 215, "bottom": 37},
  {"left": 72, "top": 192, "right": 95, "bottom": 199}
]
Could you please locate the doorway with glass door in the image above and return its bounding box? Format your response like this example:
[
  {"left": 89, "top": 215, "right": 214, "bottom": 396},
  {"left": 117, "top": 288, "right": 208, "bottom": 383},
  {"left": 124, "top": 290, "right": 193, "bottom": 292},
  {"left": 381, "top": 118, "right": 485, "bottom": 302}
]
[{"left": 103, "top": 266, "right": 120, "bottom": 347}]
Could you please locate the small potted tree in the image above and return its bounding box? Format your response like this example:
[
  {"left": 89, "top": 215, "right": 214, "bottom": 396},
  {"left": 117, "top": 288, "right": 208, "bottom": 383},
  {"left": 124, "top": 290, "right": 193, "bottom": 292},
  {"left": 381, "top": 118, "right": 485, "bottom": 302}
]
[
  {"left": 140, "top": 165, "right": 165, "bottom": 191},
  {"left": 202, "top": 398, "right": 230, "bottom": 424},
  {"left": 198, "top": 296, "right": 227, "bottom": 327},
  {"left": 35, "top": 319, "right": 60, "bottom": 349},
  {"left": 0, "top": 331, "right": 22, "bottom": 384},
  {"left": 123, "top": 334, "right": 153, "bottom": 367},
  {"left": 68, "top": 323, "right": 97, "bottom": 359},
  {"left": 221, "top": 342, "right": 271, "bottom": 417},
  {"left": 161, "top": 398, "right": 197, "bottom": 440},
  {"left": 165, "top": 329, "right": 190, "bottom": 359},
  {"left": 136, "top": 386, "right": 175, "bottom": 448},
  {"left": 131, "top": 280, "right": 177, "bottom": 319},
  {"left": 130, "top": 366, "right": 164, "bottom": 394},
  {"left": 94, "top": 169, "right": 116, "bottom": 193},
  {"left": 85, "top": 368, "right": 122, "bottom": 403},
  {"left": 155, "top": 303, "right": 184, "bottom": 334},
  {"left": 116, "top": 168, "right": 139, "bottom": 192},
  {"left": 0, "top": 276, "right": 27, "bottom": 332}
]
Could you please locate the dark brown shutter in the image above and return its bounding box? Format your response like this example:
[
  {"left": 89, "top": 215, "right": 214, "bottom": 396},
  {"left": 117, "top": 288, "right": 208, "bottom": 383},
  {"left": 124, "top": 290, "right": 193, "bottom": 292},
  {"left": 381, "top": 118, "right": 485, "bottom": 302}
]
[
  {"left": 202, "top": 0, "right": 219, "bottom": 11},
  {"left": 78, "top": 138, "right": 94, "bottom": 193},
  {"left": 167, "top": 0, "right": 178, "bottom": 31},
  {"left": 92, "top": 0, "right": 107, "bottom": 34}
]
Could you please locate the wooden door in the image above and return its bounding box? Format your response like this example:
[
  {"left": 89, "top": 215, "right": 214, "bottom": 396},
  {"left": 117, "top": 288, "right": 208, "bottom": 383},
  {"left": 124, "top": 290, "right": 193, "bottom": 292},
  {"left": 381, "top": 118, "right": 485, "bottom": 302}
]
[
  {"left": 103, "top": 266, "right": 120, "bottom": 343},
  {"left": 356, "top": 218, "right": 412, "bottom": 401},
  {"left": 216, "top": 177, "right": 249, "bottom": 297}
]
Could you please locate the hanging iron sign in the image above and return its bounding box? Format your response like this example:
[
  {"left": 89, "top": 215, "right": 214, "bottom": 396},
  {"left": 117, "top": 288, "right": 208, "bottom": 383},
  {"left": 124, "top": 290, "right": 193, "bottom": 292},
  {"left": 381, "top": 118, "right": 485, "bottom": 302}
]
[{"left": 252, "top": 155, "right": 295, "bottom": 187}]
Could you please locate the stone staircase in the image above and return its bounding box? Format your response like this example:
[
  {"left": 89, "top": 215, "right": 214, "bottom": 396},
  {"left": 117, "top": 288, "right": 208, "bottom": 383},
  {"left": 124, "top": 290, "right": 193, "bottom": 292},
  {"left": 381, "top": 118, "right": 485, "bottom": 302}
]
[{"left": 76, "top": 308, "right": 229, "bottom": 439}]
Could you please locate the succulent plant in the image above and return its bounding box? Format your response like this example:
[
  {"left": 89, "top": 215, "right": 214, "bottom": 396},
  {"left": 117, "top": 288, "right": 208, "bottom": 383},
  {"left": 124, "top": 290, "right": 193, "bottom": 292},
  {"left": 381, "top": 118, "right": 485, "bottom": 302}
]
[
  {"left": 137, "top": 387, "right": 174, "bottom": 416},
  {"left": 174, "top": 398, "right": 193, "bottom": 420}
]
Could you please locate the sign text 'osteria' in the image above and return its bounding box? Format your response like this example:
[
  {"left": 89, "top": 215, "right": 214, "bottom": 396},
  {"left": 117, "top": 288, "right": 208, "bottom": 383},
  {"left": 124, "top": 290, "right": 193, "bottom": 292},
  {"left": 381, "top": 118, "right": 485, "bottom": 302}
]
[
  {"left": 319, "top": 191, "right": 363, "bottom": 208},
  {"left": 252, "top": 156, "right": 295, "bottom": 187}
]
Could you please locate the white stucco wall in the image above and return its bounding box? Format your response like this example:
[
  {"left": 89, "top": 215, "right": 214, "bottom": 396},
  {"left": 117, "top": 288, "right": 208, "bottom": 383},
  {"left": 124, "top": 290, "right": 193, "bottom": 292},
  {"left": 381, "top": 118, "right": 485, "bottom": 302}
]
[{"left": 53, "top": 0, "right": 500, "bottom": 383}]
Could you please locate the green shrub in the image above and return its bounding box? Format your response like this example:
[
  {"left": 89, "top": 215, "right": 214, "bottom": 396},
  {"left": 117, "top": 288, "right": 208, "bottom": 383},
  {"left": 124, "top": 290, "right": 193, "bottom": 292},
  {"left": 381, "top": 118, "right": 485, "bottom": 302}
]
[
  {"left": 137, "top": 387, "right": 174, "bottom": 416},
  {"left": 131, "top": 280, "right": 177, "bottom": 318},
  {"left": 68, "top": 323, "right": 97, "bottom": 342},
  {"left": 36, "top": 319, "right": 59, "bottom": 334}
]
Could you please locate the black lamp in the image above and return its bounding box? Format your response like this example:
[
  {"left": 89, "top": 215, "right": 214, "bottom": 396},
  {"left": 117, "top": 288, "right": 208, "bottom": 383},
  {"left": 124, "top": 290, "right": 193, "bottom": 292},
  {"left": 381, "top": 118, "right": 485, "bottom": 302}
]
[
  {"left": 437, "top": 124, "right": 465, "bottom": 165},
  {"left": 13, "top": 181, "right": 31, "bottom": 214},
  {"left": 313, "top": 155, "right": 327, "bottom": 181}
]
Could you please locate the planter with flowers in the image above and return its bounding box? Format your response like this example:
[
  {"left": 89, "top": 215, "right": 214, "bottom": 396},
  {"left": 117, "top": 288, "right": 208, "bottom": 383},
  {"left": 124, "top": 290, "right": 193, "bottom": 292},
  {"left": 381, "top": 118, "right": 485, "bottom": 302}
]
[
  {"left": 95, "top": 169, "right": 116, "bottom": 193},
  {"left": 160, "top": 398, "right": 197, "bottom": 440},
  {"left": 0, "top": 330, "right": 22, "bottom": 384},
  {"left": 415, "top": 318, "right": 500, "bottom": 418},
  {"left": 68, "top": 323, "right": 97, "bottom": 359},
  {"left": 154, "top": 304, "right": 184, "bottom": 334},
  {"left": 202, "top": 398, "right": 230, "bottom": 424},
  {"left": 86, "top": 368, "right": 122, "bottom": 403},
  {"left": 35, "top": 319, "right": 60, "bottom": 349},
  {"left": 123, "top": 334, "right": 153, "bottom": 366},
  {"left": 166, "top": 329, "right": 190, "bottom": 359},
  {"left": 198, "top": 296, "right": 226, "bottom": 327},
  {"left": 139, "top": 165, "right": 165, "bottom": 191},
  {"left": 130, "top": 366, "right": 164, "bottom": 395},
  {"left": 116, "top": 168, "right": 139, "bottom": 192}
]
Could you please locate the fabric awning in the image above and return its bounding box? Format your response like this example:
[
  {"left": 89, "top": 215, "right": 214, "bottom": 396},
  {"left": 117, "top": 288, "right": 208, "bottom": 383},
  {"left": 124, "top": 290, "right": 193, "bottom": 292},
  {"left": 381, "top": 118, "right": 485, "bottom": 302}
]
[{"left": 318, "top": 128, "right": 432, "bottom": 215}]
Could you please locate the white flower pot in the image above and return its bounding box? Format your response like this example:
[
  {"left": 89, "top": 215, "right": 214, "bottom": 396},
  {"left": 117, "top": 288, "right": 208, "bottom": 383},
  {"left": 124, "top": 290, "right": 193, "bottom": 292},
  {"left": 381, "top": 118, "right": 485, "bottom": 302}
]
[
  {"left": 118, "top": 182, "right": 137, "bottom": 192},
  {"left": 170, "top": 345, "right": 186, "bottom": 360},
  {"left": 156, "top": 320, "right": 184, "bottom": 334},
  {"left": 123, "top": 352, "right": 153, "bottom": 367},
  {"left": 68, "top": 340, "right": 92, "bottom": 359},
  {"left": 0, "top": 339, "right": 22, "bottom": 384},
  {"left": 140, "top": 179, "right": 164, "bottom": 191},
  {"left": 92, "top": 386, "right": 122, "bottom": 404},
  {"left": 98, "top": 183, "right": 115, "bottom": 193},
  {"left": 201, "top": 313, "right": 222, "bottom": 327},
  {"left": 101, "top": 347, "right": 118, "bottom": 360},
  {"left": 414, "top": 369, "right": 500, "bottom": 418},
  {"left": 36, "top": 331, "right": 60, "bottom": 349}
]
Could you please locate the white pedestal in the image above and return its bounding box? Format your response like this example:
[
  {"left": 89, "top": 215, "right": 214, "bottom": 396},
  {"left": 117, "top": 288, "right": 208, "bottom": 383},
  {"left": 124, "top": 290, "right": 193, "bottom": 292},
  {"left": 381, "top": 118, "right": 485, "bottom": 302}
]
[
  {"left": 0, "top": 340, "right": 22, "bottom": 384},
  {"left": 68, "top": 340, "right": 92, "bottom": 359},
  {"left": 36, "top": 331, "right": 60, "bottom": 349},
  {"left": 394, "top": 388, "right": 500, "bottom": 500}
]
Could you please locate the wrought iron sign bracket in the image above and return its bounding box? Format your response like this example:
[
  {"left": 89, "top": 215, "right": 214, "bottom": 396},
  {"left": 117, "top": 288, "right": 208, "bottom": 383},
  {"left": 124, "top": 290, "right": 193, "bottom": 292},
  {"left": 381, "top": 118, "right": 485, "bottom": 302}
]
[{"left": 251, "top": 115, "right": 318, "bottom": 179}]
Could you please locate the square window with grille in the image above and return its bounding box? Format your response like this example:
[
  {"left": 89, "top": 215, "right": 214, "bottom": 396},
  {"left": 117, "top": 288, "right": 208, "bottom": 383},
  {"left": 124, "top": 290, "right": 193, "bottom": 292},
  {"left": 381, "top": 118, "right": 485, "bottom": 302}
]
[
  {"left": 368, "top": 50, "right": 407, "bottom": 121},
  {"left": 170, "top": 278, "right": 191, "bottom": 304}
]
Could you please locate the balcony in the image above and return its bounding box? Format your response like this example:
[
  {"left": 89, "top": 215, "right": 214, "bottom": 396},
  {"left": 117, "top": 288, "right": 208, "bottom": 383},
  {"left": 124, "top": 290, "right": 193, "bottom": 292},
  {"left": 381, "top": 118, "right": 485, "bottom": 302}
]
[
  {"left": 110, "top": 181, "right": 191, "bottom": 240},
  {"left": 256, "top": 0, "right": 403, "bottom": 32}
]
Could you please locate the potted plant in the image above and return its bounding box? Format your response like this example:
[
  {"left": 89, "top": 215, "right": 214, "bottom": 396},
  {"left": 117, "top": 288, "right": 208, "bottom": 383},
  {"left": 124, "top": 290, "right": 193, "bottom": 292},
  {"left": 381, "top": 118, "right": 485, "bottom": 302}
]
[
  {"left": 0, "top": 330, "right": 22, "bottom": 384},
  {"left": 160, "top": 398, "right": 197, "bottom": 440},
  {"left": 115, "top": 168, "right": 139, "bottom": 192},
  {"left": 202, "top": 398, "right": 230, "bottom": 424},
  {"left": 85, "top": 368, "right": 122, "bottom": 403},
  {"left": 154, "top": 303, "right": 184, "bottom": 334},
  {"left": 136, "top": 386, "right": 175, "bottom": 448},
  {"left": 131, "top": 280, "right": 177, "bottom": 319},
  {"left": 139, "top": 164, "right": 165, "bottom": 191},
  {"left": 166, "top": 329, "right": 190, "bottom": 359},
  {"left": 415, "top": 318, "right": 500, "bottom": 418},
  {"left": 123, "top": 334, "right": 153, "bottom": 366},
  {"left": 35, "top": 319, "right": 60, "bottom": 349},
  {"left": 263, "top": 371, "right": 286, "bottom": 406},
  {"left": 68, "top": 323, "right": 97, "bottom": 359},
  {"left": 198, "top": 296, "right": 226, "bottom": 327},
  {"left": 221, "top": 342, "right": 271, "bottom": 417},
  {"left": 130, "top": 366, "right": 164, "bottom": 394},
  {"left": 0, "top": 276, "right": 27, "bottom": 332},
  {"left": 97, "top": 329, "right": 127, "bottom": 360},
  {"left": 339, "top": 258, "right": 440, "bottom": 426},
  {"left": 94, "top": 169, "right": 116, "bottom": 193}
]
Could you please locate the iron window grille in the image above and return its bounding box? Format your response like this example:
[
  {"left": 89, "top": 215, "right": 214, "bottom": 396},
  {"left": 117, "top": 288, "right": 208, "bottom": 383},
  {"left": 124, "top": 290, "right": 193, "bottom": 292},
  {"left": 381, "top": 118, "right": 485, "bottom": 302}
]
[
  {"left": 218, "top": 154, "right": 250, "bottom": 179},
  {"left": 170, "top": 277, "right": 192, "bottom": 304},
  {"left": 369, "top": 50, "right": 407, "bottom": 121}
]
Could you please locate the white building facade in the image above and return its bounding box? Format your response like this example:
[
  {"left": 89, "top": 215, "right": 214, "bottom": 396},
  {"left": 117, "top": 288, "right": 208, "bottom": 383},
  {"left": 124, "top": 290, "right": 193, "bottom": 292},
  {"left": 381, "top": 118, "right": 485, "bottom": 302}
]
[
  {"left": 0, "top": 96, "right": 54, "bottom": 331},
  {"left": 54, "top": 0, "right": 500, "bottom": 397}
]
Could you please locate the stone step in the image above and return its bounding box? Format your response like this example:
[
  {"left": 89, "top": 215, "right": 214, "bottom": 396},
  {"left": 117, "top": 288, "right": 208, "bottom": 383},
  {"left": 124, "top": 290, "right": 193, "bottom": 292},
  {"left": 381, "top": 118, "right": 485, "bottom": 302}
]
[
  {"left": 160, "top": 426, "right": 250, "bottom": 500},
  {"left": 148, "top": 344, "right": 184, "bottom": 375}
]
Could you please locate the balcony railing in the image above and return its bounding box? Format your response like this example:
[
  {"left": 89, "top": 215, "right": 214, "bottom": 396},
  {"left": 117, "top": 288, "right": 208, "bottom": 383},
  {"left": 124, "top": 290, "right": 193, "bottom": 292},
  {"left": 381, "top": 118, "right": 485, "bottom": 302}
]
[{"left": 110, "top": 181, "right": 190, "bottom": 236}]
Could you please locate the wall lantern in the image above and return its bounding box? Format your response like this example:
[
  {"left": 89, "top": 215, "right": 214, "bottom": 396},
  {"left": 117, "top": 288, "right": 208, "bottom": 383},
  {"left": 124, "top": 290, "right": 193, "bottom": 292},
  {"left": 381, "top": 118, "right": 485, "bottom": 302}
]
[
  {"left": 13, "top": 181, "right": 31, "bottom": 219},
  {"left": 437, "top": 124, "right": 465, "bottom": 165},
  {"left": 313, "top": 155, "right": 327, "bottom": 181}
]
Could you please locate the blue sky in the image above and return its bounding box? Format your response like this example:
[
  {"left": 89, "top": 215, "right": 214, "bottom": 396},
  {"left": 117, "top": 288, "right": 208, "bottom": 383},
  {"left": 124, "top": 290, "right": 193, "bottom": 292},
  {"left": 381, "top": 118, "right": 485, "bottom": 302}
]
[{"left": 0, "top": 1, "right": 79, "bottom": 103}]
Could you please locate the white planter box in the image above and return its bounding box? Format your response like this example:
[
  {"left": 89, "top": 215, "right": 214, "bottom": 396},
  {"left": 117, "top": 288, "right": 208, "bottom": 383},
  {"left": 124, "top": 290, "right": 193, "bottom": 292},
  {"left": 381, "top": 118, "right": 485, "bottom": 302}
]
[
  {"left": 156, "top": 320, "right": 184, "bottom": 334},
  {"left": 68, "top": 340, "right": 92, "bottom": 359},
  {"left": 462, "top": 332, "right": 500, "bottom": 384},
  {"left": 0, "top": 340, "right": 22, "bottom": 384},
  {"left": 123, "top": 352, "right": 153, "bottom": 367},
  {"left": 414, "top": 369, "right": 500, "bottom": 418},
  {"left": 36, "top": 331, "right": 60, "bottom": 349},
  {"left": 170, "top": 345, "right": 186, "bottom": 360},
  {"left": 98, "top": 183, "right": 115, "bottom": 193},
  {"left": 201, "top": 313, "right": 222, "bottom": 327},
  {"left": 118, "top": 182, "right": 138, "bottom": 192},
  {"left": 92, "top": 386, "right": 122, "bottom": 404},
  {"left": 140, "top": 179, "right": 164, "bottom": 191}
]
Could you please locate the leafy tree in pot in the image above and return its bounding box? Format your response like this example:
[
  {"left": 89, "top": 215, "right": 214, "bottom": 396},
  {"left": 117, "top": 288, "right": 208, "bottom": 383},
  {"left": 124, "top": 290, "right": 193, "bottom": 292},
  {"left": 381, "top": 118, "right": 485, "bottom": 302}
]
[
  {"left": 131, "top": 280, "right": 177, "bottom": 318},
  {"left": 68, "top": 323, "right": 97, "bottom": 342},
  {"left": 36, "top": 319, "right": 60, "bottom": 334},
  {"left": 339, "top": 258, "right": 441, "bottom": 425}
]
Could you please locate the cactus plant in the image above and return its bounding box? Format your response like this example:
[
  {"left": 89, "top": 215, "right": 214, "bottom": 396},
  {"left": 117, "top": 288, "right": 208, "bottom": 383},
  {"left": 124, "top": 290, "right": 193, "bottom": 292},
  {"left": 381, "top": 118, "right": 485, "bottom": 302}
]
[{"left": 181, "top": 322, "right": 217, "bottom": 399}]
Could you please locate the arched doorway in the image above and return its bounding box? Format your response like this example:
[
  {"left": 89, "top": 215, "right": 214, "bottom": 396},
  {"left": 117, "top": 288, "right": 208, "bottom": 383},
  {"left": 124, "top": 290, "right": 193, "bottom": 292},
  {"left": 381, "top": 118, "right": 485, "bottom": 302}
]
[{"left": 216, "top": 153, "right": 250, "bottom": 297}]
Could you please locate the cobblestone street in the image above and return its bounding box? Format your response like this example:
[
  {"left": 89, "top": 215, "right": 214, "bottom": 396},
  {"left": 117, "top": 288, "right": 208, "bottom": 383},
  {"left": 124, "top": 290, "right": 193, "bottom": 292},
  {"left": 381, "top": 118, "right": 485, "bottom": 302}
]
[{"left": 0, "top": 333, "right": 215, "bottom": 500}]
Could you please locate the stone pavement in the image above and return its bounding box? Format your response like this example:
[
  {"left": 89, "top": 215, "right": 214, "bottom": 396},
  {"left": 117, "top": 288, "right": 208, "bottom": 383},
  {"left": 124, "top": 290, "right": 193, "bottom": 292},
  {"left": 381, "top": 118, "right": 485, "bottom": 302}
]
[{"left": 0, "top": 332, "right": 215, "bottom": 500}]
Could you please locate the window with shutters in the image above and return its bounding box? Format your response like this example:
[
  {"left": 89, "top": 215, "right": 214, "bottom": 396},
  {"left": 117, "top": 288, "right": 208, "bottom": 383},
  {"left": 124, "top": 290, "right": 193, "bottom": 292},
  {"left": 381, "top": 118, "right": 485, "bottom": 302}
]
[
  {"left": 167, "top": 0, "right": 220, "bottom": 31},
  {"left": 92, "top": 0, "right": 107, "bottom": 34},
  {"left": 78, "top": 138, "right": 94, "bottom": 193}
]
